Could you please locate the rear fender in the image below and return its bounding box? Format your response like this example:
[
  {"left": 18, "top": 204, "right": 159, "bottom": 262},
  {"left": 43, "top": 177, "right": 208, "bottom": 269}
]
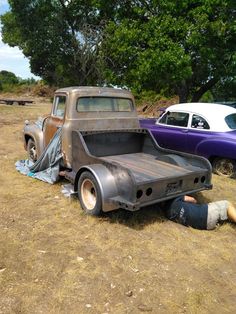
[
  {"left": 75, "top": 164, "right": 120, "bottom": 212},
  {"left": 196, "top": 139, "right": 236, "bottom": 160}
]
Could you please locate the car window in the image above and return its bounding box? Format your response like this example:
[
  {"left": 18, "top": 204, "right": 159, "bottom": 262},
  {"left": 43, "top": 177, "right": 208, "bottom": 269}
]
[
  {"left": 76, "top": 97, "right": 133, "bottom": 112},
  {"left": 225, "top": 114, "right": 236, "bottom": 129},
  {"left": 159, "top": 111, "right": 189, "bottom": 127},
  {"left": 53, "top": 95, "right": 66, "bottom": 117},
  {"left": 191, "top": 114, "right": 210, "bottom": 130}
]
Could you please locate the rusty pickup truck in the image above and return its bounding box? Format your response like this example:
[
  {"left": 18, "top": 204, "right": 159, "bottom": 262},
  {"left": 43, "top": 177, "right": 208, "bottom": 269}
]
[{"left": 23, "top": 87, "right": 212, "bottom": 215}]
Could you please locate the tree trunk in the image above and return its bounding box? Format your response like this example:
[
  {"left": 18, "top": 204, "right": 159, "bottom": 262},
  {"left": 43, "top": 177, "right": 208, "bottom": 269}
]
[
  {"left": 177, "top": 81, "right": 189, "bottom": 103},
  {"left": 191, "top": 78, "right": 218, "bottom": 102}
]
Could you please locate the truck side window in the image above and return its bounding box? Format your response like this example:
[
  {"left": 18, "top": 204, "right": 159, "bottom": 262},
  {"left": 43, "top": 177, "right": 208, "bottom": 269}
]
[
  {"left": 191, "top": 114, "right": 210, "bottom": 129},
  {"left": 53, "top": 96, "right": 66, "bottom": 118},
  {"left": 159, "top": 111, "right": 189, "bottom": 127}
]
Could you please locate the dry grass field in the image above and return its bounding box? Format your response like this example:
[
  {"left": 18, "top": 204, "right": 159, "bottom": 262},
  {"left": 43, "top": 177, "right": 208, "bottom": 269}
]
[{"left": 0, "top": 98, "right": 236, "bottom": 314}]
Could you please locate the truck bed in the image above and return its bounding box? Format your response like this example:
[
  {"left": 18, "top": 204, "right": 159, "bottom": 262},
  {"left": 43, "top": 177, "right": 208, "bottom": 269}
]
[
  {"left": 102, "top": 152, "right": 203, "bottom": 184},
  {"left": 71, "top": 128, "right": 211, "bottom": 212}
]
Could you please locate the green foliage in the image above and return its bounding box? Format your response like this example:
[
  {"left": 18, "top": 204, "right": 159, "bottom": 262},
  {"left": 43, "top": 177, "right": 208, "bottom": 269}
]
[
  {"left": 0, "top": 70, "right": 37, "bottom": 92},
  {"left": 200, "top": 90, "right": 214, "bottom": 103},
  {"left": 211, "top": 77, "right": 236, "bottom": 101},
  {"left": 0, "top": 70, "right": 19, "bottom": 92},
  {"left": 133, "top": 90, "right": 163, "bottom": 105},
  {"left": 102, "top": 0, "right": 236, "bottom": 102},
  {"left": 1, "top": 0, "right": 235, "bottom": 101},
  {"left": 1, "top": 0, "right": 109, "bottom": 86},
  {"left": 18, "top": 77, "right": 37, "bottom": 85},
  {"left": 0, "top": 70, "right": 19, "bottom": 85}
]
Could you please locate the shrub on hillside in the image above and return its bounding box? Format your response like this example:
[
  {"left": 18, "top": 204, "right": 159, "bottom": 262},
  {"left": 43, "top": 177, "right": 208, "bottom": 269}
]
[{"left": 31, "top": 83, "right": 55, "bottom": 97}]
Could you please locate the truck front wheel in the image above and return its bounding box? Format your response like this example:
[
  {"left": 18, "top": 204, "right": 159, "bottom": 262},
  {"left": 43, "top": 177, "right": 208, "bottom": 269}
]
[
  {"left": 27, "top": 138, "right": 37, "bottom": 162},
  {"left": 78, "top": 171, "right": 102, "bottom": 215}
]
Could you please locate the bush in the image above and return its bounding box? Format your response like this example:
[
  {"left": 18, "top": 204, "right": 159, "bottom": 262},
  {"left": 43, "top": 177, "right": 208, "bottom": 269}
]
[
  {"left": 0, "top": 70, "right": 19, "bottom": 85},
  {"left": 31, "top": 82, "right": 55, "bottom": 97},
  {"left": 133, "top": 90, "right": 163, "bottom": 106}
]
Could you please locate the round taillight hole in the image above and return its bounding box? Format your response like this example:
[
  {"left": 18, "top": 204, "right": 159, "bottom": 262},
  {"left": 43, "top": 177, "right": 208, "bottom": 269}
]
[
  {"left": 194, "top": 177, "right": 199, "bottom": 184},
  {"left": 201, "top": 176, "right": 206, "bottom": 183},
  {"left": 136, "top": 190, "right": 143, "bottom": 199},
  {"left": 146, "top": 188, "right": 152, "bottom": 196}
]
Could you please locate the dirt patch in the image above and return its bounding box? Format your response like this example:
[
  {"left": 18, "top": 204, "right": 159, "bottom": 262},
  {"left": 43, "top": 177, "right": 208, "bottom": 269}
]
[
  {"left": 0, "top": 99, "right": 236, "bottom": 314},
  {"left": 137, "top": 96, "right": 179, "bottom": 117}
]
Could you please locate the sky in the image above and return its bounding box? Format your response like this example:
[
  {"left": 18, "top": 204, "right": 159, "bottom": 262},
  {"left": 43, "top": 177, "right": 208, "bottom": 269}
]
[{"left": 0, "top": 0, "right": 40, "bottom": 79}]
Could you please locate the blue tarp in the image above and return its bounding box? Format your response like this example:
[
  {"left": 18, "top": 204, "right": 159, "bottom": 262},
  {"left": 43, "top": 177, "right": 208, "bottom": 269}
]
[{"left": 15, "top": 128, "right": 63, "bottom": 184}]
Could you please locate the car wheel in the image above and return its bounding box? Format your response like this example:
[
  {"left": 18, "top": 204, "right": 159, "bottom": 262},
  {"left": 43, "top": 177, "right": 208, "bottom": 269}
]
[
  {"left": 78, "top": 171, "right": 102, "bottom": 215},
  {"left": 212, "top": 158, "right": 236, "bottom": 178},
  {"left": 27, "top": 138, "right": 37, "bottom": 162}
]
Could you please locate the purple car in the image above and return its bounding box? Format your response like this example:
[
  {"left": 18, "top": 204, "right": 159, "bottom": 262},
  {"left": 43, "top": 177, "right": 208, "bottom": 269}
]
[{"left": 140, "top": 103, "right": 236, "bottom": 178}]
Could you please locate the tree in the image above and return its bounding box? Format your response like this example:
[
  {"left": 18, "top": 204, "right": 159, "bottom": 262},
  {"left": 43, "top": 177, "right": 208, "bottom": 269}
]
[
  {"left": 101, "top": 0, "right": 236, "bottom": 102},
  {"left": 1, "top": 0, "right": 235, "bottom": 101},
  {"left": 0, "top": 70, "right": 19, "bottom": 85},
  {"left": 1, "top": 0, "right": 110, "bottom": 86},
  {"left": 211, "top": 76, "right": 236, "bottom": 101}
]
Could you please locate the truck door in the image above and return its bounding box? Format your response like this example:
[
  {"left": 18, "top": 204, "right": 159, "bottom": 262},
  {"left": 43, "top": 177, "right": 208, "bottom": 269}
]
[{"left": 43, "top": 94, "right": 67, "bottom": 147}]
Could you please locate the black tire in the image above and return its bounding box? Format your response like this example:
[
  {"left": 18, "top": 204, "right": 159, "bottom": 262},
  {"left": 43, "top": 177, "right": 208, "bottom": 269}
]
[
  {"left": 27, "top": 138, "right": 37, "bottom": 162},
  {"left": 78, "top": 171, "right": 102, "bottom": 215},
  {"left": 212, "top": 158, "right": 236, "bottom": 178}
]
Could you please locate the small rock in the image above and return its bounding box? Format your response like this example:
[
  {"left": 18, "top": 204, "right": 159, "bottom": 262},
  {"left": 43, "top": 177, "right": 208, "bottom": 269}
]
[
  {"left": 138, "top": 304, "right": 152, "bottom": 312},
  {"left": 85, "top": 304, "right": 92, "bottom": 308},
  {"left": 125, "top": 290, "right": 133, "bottom": 297},
  {"left": 77, "top": 256, "right": 84, "bottom": 262},
  {"left": 129, "top": 266, "right": 139, "bottom": 273},
  {"left": 0, "top": 268, "right": 6, "bottom": 273}
]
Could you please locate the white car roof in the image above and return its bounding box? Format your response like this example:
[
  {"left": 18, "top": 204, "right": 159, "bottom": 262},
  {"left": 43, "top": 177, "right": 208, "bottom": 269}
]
[{"left": 164, "top": 102, "right": 236, "bottom": 132}]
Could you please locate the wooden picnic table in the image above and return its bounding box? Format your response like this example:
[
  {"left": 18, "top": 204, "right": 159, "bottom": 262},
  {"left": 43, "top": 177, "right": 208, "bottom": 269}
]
[{"left": 0, "top": 98, "right": 34, "bottom": 106}]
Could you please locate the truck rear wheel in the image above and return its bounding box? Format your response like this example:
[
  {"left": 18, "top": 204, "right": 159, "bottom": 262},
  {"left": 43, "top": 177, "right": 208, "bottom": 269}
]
[
  {"left": 78, "top": 171, "right": 102, "bottom": 215},
  {"left": 27, "top": 138, "right": 37, "bottom": 162}
]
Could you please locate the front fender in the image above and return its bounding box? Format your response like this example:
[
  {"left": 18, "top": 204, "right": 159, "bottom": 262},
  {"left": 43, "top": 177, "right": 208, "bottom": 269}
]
[
  {"left": 196, "top": 138, "right": 236, "bottom": 160},
  {"left": 23, "top": 123, "right": 45, "bottom": 157}
]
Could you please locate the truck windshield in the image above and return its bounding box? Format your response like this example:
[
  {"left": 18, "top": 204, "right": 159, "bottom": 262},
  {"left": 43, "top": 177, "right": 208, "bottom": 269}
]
[
  {"left": 225, "top": 114, "right": 236, "bottom": 129},
  {"left": 76, "top": 97, "right": 133, "bottom": 112}
]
